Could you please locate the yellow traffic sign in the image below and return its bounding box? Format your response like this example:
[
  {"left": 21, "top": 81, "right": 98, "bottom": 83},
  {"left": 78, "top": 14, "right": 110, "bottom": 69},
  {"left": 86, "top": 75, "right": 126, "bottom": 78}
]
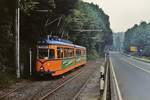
[{"left": 130, "top": 46, "right": 137, "bottom": 52}]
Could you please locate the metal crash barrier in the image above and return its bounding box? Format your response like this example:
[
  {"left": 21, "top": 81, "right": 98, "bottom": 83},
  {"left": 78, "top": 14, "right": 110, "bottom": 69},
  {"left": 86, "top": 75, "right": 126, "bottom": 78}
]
[{"left": 100, "top": 55, "right": 123, "bottom": 100}]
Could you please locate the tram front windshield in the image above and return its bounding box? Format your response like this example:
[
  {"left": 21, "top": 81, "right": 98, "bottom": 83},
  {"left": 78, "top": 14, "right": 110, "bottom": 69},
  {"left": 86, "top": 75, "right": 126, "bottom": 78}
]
[{"left": 38, "top": 49, "right": 48, "bottom": 59}]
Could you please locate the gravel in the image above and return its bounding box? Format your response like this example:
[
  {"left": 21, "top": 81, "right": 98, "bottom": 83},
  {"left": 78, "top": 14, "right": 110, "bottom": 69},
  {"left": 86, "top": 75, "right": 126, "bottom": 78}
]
[
  {"left": 0, "top": 66, "right": 84, "bottom": 100},
  {"left": 44, "top": 59, "right": 104, "bottom": 100},
  {"left": 76, "top": 64, "right": 101, "bottom": 100},
  {"left": 0, "top": 59, "right": 104, "bottom": 100}
]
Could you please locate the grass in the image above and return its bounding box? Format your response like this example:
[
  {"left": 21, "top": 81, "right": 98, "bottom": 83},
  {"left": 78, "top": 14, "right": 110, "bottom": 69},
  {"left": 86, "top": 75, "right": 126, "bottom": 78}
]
[
  {"left": 87, "top": 55, "right": 97, "bottom": 60},
  {"left": 143, "top": 57, "right": 150, "bottom": 60},
  {"left": 122, "top": 53, "right": 150, "bottom": 63},
  {"left": 132, "top": 56, "right": 150, "bottom": 63},
  {"left": 87, "top": 50, "right": 101, "bottom": 60}
]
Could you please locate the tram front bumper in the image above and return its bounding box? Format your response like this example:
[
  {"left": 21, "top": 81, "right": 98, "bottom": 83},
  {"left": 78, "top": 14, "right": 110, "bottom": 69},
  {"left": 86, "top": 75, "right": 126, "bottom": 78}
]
[{"left": 36, "top": 70, "right": 55, "bottom": 77}]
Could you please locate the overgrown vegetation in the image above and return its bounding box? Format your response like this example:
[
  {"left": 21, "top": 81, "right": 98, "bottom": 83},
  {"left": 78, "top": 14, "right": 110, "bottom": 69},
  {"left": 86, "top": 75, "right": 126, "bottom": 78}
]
[
  {"left": 124, "top": 21, "right": 150, "bottom": 56},
  {"left": 0, "top": 0, "right": 112, "bottom": 86},
  {"left": 0, "top": 0, "right": 17, "bottom": 87},
  {"left": 64, "top": 1, "right": 112, "bottom": 59}
]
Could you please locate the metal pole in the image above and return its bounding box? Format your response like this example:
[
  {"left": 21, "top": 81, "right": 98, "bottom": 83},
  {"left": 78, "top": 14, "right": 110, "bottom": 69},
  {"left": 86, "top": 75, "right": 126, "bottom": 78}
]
[
  {"left": 29, "top": 49, "right": 32, "bottom": 76},
  {"left": 104, "top": 53, "right": 106, "bottom": 62},
  {"left": 16, "top": 0, "right": 20, "bottom": 78},
  {"left": 57, "top": 16, "right": 62, "bottom": 27}
]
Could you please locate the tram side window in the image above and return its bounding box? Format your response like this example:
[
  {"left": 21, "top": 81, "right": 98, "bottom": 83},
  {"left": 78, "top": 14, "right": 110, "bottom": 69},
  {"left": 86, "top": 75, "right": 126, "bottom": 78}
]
[
  {"left": 68, "top": 48, "right": 74, "bottom": 57},
  {"left": 57, "top": 47, "right": 63, "bottom": 58},
  {"left": 71, "top": 49, "right": 74, "bottom": 57},
  {"left": 76, "top": 49, "right": 81, "bottom": 57},
  {"left": 38, "top": 49, "right": 48, "bottom": 59},
  {"left": 83, "top": 50, "right": 86, "bottom": 55},
  {"left": 64, "top": 48, "right": 68, "bottom": 58},
  {"left": 49, "top": 49, "right": 55, "bottom": 59}
]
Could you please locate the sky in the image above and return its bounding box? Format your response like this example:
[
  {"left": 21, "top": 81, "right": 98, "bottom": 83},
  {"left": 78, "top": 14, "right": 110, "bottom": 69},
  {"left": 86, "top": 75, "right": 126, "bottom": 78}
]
[{"left": 83, "top": 0, "right": 150, "bottom": 32}]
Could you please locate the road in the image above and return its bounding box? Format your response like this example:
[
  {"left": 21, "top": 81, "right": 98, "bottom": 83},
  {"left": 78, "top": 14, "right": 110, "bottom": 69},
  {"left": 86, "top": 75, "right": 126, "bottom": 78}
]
[{"left": 110, "top": 52, "right": 150, "bottom": 100}]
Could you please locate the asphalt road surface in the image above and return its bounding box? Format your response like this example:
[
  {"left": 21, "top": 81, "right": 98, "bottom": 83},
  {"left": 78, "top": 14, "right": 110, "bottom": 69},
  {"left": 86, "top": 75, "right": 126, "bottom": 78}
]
[{"left": 110, "top": 52, "right": 150, "bottom": 100}]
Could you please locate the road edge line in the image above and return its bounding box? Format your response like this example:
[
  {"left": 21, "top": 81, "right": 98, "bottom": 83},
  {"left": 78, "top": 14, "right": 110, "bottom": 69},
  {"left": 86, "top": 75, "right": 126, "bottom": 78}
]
[{"left": 110, "top": 58, "right": 123, "bottom": 100}]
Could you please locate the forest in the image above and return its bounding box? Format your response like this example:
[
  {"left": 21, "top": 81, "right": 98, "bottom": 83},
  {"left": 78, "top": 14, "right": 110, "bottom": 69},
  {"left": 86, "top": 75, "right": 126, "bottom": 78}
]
[
  {"left": 0, "top": 0, "right": 112, "bottom": 85},
  {"left": 124, "top": 21, "right": 150, "bottom": 56}
]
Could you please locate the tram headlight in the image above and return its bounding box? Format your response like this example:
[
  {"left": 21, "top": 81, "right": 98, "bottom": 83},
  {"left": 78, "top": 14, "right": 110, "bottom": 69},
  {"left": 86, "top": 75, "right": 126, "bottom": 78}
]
[{"left": 40, "top": 67, "right": 44, "bottom": 70}]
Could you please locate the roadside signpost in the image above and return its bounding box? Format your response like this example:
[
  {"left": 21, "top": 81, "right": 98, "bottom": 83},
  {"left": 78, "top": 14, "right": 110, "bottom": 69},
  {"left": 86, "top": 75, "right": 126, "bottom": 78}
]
[{"left": 130, "top": 46, "right": 137, "bottom": 52}]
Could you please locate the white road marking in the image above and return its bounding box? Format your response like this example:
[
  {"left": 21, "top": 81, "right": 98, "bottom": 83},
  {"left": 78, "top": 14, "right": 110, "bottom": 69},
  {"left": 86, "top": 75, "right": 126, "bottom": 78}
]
[
  {"left": 120, "top": 53, "right": 150, "bottom": 66},
  {"left": 122, "top": 59, "right": 150, "bottom": 74},
  {"left": 110, "top": 58, "right": 123, "bottom": 100}
]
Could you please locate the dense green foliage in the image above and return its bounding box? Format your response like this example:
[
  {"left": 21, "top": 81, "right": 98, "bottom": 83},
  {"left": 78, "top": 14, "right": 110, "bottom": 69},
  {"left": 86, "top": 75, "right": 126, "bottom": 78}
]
[
  {"left": 0, "top": 0, "right": 112, "bottom": 78},
  {"left": 124, "top": 22, "right": 150, "bottom": 56},
  {"left": 0, "top": 0, "right": 17, "bottom": 87},
  {"left": 0, "top": 0, "right": 16, "bottom": 72},
  {"left": 64, "top": 1, "right": 112, "bottom": 59},
  {"left": 113, "top": 32, "right": 124, "bottom": 51}
]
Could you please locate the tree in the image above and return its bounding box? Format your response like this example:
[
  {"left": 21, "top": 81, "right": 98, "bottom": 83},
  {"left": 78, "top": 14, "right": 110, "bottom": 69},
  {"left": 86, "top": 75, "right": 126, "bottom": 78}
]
[
  {"left": 0, "top": 0, "right": 113, "bottom": 77},
  {"left": 64, "top": 1, "right": 112, "bottom": 59},
  {"left": 124, "top": 21, "right": 150, "bottom": 56}
]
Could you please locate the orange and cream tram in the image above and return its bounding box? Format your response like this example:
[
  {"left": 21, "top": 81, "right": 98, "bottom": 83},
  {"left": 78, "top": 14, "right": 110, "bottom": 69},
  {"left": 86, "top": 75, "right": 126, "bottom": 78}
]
[{"left": 35, "top": 37, "right": 86, "bottom": 76}]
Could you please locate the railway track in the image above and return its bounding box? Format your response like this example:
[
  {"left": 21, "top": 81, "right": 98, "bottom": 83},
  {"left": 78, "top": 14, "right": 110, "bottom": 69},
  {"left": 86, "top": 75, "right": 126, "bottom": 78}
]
[
  {"left": 38, "top": 65, "right": 98, "bottom": 100},
  {"left": 0, "top": 60, "right": 102, "bottom": 100},
  {"left": 0, "top": 84, "right": 28, "bottom": 100},
  {"left": 0, "top": 66, "right": 85, "bottom": 100},
  {"left": 72, "top": 77, "right": 90, "bottom": 100},
  {"left": 38, "top": 69, "right": 84, "bottom": 100}
]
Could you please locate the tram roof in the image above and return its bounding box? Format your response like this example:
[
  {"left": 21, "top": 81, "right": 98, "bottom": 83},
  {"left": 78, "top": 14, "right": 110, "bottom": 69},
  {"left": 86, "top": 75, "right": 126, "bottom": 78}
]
[
  {"left": 74, "top": 45, "right": 86, "bottom": 49},
  {"left": 46, "top": 40, "right": 75, "bottom": 46},
  {"left": 38, "top": 37, "right": 86, "bottom": 49}
]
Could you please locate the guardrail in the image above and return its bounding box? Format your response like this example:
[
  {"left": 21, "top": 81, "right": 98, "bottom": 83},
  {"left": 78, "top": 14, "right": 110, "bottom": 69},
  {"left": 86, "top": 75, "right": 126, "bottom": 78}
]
[
  {"left": 100, "top": 56, "right": 109, "bottom": 100},
  {"left": 100, "top": 56, "right": 123, "bottom": 100}
]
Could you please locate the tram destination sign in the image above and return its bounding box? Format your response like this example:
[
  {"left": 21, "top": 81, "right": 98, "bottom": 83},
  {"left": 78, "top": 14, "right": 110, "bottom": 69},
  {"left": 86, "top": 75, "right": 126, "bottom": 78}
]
[{"left": 38, "top": 45, "right": 48, "bottom": 49}]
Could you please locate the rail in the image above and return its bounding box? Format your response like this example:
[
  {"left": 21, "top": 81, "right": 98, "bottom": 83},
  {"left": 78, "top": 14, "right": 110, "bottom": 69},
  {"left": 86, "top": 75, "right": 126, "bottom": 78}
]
[
  {"left": 72, "top": 77, "right": 90, "bottom": 100},
  {"left": 0, "top": 84, "right": 31, "bottom": 100},
  {"left": 38, "top": 70, "right": 84, "bottom": 100}
]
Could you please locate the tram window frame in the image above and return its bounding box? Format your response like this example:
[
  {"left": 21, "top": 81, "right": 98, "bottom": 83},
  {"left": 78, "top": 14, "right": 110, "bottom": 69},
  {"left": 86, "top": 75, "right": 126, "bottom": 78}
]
[
  {"left": 57, "top": 47, "right": 63, "bottom": 59},
  {"left": 48, "top": 49, "right": 55, "bottom": 59},
  {"left": 37, "top": 48, "right": 39, "bottom": 59},
  {"left": 81, "top": 50, "right": 83, "bottom": 56},
  {"left": 84, "top": 50, "right": 86, "bottom": 55}
]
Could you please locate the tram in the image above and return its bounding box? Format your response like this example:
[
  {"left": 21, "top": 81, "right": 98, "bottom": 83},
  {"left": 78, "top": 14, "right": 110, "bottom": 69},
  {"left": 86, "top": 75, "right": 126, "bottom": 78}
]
[{"left": 35, "top": 36, "right": 86, "bottom": 76}]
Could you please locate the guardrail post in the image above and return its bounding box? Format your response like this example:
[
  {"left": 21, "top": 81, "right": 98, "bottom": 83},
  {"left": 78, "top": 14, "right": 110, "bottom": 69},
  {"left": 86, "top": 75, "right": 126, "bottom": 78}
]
[{"left": 100, "top": 65, "right": 105, "bottom": 92}]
